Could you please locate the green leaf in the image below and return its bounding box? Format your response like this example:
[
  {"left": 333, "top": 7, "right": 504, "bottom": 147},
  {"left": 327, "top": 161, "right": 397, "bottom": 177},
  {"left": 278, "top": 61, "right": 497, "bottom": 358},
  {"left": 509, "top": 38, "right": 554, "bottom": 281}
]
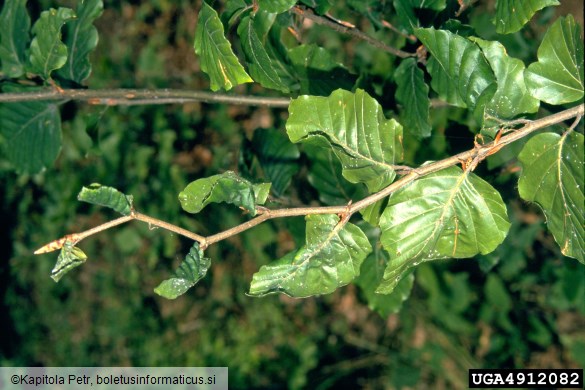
[
  {"left": 394, "top": 58, "right": 431, "bottom": 138},
  {"left": 56, "top": 0, "right": 103, "bottom": 83},
  {"left": 0, "top": 0, "right": 31, "bottom": 77},
  {"left": 299, "top": 0, "right": 332, "bottom": 14},
  {"left": 305, "top": 144, "right": 367, "bottom": 205},
  {"left": 0, "top": 101, "right": 61, "bottom": 173},
  {"left": 154, "top": 243, "right": 211, "bottom": 299},
  {"left": 179, "top": 171, "right": 270, "bottom": 215},
  {"left": 51, "top": 242, "right": 88, "bottom": 282},
  {"left": 377, "top": 166, "right": 511, "bottom": 294},
  {"left": 393, "top": 0, "right": 447, "bottom": 34},
  {"left": 525, "top": 15, "right": 584, "bottom": 105},
  {"left": 237, "top": 15, "right": 290, "bottom": 92},
  {"left": 518, "top": 132, "right": 584, "bottom": 263},
  {"left": 470, "top": 37, "right": 540, "bottom": 121},
  {"left": 77, "top": 184, "right": 134, "bottom": 216},
  {"left": 494, "top": 0, "right": 559, "bottom": 34},
  {"left": 355, "top": 247, "right": 414, "bottom": 317},
  {"left": 287, "top": 89, "right": 403, "bottom": 193},
  {"left": 28, "top": 7, "right": 76, "bottom": 80},
  {"left": 194, "top": 1, "right": 252, "bottom": 91},
  {"left": 415, "top": 27, "right": 495, "bottom": 110},
  {"left": 257, "top": 0, "right": 296, "bottom": 14},
  {"left": 288, "top": 44, "right": 357, "bottom": 96},
  {"left": 252, "top": 129, "right": 300, "bottom": 197},
  {"left": 249, "top": 214, "right": 372, "bottom": 297}
]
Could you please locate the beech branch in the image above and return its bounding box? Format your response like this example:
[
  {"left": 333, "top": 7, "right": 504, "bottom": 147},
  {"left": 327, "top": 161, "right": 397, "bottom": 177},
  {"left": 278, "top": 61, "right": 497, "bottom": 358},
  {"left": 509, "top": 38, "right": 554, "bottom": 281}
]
[
  {"left": 34, "top": 103, "right": 584, "bottom": 255},
  {"left": 290, "top": 6, "right": 415, "bottom": 59},
  {"left": 0, "top": 88, "right": 291, "bottom": 107}
]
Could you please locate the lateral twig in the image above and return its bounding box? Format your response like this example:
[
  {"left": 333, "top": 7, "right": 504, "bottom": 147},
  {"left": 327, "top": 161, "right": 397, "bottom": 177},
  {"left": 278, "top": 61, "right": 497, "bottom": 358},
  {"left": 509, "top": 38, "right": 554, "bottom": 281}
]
[
  {"left": 291, "top": 5, "right": 415, "bottom": 59},
  {"left": 34, "top": 104, "right": 584, "bottom": 254},
  {"left": 0, "top": 88, "right": 291, "bottom": 107}
]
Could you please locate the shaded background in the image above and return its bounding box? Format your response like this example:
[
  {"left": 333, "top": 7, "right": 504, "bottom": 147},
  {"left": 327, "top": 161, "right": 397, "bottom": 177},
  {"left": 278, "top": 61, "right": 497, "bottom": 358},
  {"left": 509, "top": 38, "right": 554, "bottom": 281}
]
[{"left": 1, "top": 1, "right": 584, "bottom": 388}]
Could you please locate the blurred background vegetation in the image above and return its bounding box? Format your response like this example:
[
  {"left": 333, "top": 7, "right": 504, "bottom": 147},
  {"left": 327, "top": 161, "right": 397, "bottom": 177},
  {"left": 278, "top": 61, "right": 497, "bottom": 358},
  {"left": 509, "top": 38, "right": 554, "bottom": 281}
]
[{"left": 1, "top": 0, "right": 583, "bottom": 389}]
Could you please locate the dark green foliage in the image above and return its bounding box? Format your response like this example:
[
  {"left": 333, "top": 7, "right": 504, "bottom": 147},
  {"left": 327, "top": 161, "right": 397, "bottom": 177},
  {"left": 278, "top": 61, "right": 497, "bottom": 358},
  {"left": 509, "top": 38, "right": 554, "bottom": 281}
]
[{"left": 0, "top": 0, "right": 583, "bottom": 388}]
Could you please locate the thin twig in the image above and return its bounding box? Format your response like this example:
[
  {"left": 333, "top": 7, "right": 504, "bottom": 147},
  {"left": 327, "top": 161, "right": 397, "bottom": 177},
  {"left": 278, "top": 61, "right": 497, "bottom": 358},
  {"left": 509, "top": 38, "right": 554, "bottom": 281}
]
[
  {"left": 0, "top": 88, "right": 291, "bottom": 107},
  {"left": 291, "top": 6, "right": 415, "bottom": 59},
  {"left": 34, "top": 104, "right": 584, "bottom": 254}
]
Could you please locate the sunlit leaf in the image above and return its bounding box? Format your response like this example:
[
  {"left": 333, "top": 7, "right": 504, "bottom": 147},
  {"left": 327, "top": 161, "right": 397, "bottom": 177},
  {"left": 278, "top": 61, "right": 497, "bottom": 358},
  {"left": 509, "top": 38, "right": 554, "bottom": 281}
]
[
  {"left": 394, "top": 58, "right": 431, "bottom": 138},
  {"left": 494, "top": 0, "right": 559, "bottom": 34},
  {"left": 154, "top": 243, "right": 211, "bottom": 299},
  {"left": 257, "top": 0, "right": 296, "bottom": 13},
  {"left": 415, "top": 27, "right": 495, "bottom": 110},
  {"left": 194, "top": 1, "right": 252, "bottom": 91},
  {"left": 288, "top": 44, "right": 357, "bottom": 96},
  {"left": 51, "top": 242, "right": 88, "bottom": 282},
  {"left": 355, "top": 247, "right": 414, "bottom": 317},
  {"left": 237, "top": 15, "right": 290, "bottom": 92},
  {"left": 0, "top": 0, "right": 30, "bottom": 77},
  {"left": 0, "top": 101, "right": 61, "bottom": 174},
  {"left": 56, "top": 0, "right": 103, "bottom": 83},
  {"left": 377, "top": 166, "right": 510, "bottom": 294},
  {"left": 518, "top": 131, "right": 584, "bottom": 263},
  {"left": 28, "top": 7, "right": 76, "bottom": 80},
  {"left": 249, "top": 214, "right": 372, "bottom": 297},
  {"left": 179, "top": 171, "right": 270, "bottom": 215},
  {"left": 525, "top": 15, "right": 584, "bottom": 105},
  {"left": 77, "top": 184, "right": 134, "bottom": 216},
  {"left": 252, "top": 129, "right": 300, "bottom": 197},
  {"left": 287, "top": 89, "right": 403, "bottom": 193},
  {"left": 470, "top": 37, "right": 540, "bottom": 122}
]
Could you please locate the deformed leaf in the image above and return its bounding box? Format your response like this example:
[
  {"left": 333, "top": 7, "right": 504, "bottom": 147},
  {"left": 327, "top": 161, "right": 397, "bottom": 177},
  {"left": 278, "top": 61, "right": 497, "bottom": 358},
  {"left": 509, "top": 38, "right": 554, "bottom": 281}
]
[
  {"left": 28, "top": 7, "right": 76, "bottom": 80},
  {"left": 179, "top": 171, "right": 270, "bottom": 215},
  {"left": 249, "top": 214, "right": 372, "bottom": 297},
  {"left": 252, "top": 129, "right": 300, "bottom": 197},
  {"left": 51, "top": 242, "right": 88, "bottom": 282},
  {"left": 0, "top": 101, "right": 61, "bottom": 174},
  {"left": 257, "top": 0, "right": 296, "bottom": 14},
  {"left": 377, "top": 166, "right": 511, "bottom": 294},
  {"left": 194, "top": 2, "right": 252, "bottom": 91},
  {"left": 394, "top": 58, "right": 431, "bottom": 138},
  {"left": 78, "top": 184, "right": 134, "bottom": 216},
  {"left": 237, "top": 15, "right": 290, "bottom": 92},
  {"left": 0, "top": 0, "right": 31, "bottom": 77},
  {"left": 415, "top": 27, "right": 495, "bottom": 110},
  {"left": 56, "top": 0, "right": 103, "bottom": 83},
  {"left": 518, "top": 131, "right": 584, "bottom": 263},
  {"left": 154, "top": 243, "right": 211, "bottom": 299},
  {"left": 494, "top": 0, "right": 559, "bottom": 34},
  {"left": 355, "top": 247, "right": 414, "bottom": 318},
  {"left": 525, "top": 15, "right": 584, "bottom": 105},
  {"left": 287, "top": 89, "right": 403, "bottom": 193},
  {"left": 471, "top": 37, "right": 540, "bottom": 122}
]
